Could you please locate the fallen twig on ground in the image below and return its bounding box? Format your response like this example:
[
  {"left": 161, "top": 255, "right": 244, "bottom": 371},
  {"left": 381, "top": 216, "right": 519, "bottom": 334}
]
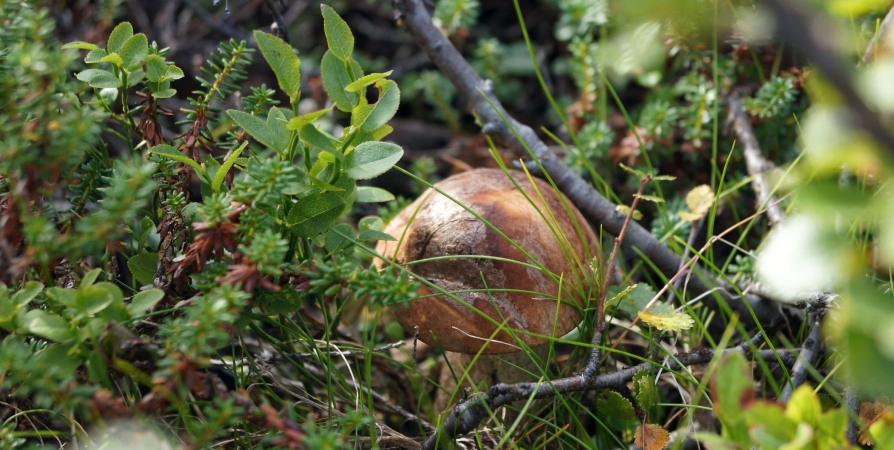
[{"left": 727, "top": 92, "right": 787, "bottom": 227}]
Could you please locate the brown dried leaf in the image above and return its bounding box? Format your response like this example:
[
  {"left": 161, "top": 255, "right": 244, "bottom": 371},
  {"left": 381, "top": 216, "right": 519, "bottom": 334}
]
[
  {"left": 634, "top": 423, "right": 670, "bottom": 450},
  {"left": 858, "top": 399, "right": 892, "bottom": 445}
]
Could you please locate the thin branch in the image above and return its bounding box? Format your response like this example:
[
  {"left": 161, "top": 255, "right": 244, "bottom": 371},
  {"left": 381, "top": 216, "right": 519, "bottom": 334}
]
[
  {"left": 391, "top": 0, "right": 778, "bottom": 328},
  {"left": 779, "top": 310, "right": 825, "bottom": 402},
  {"left": 862, "top": 4, "right": 894, "bottom": 64},
  {"left": 420, "top": 346, "right": 794, "bottom": 449},
  {"left": 262, "top": 0, "right": 290, "bottom": 42},
  {"left": 727, "top": 92, "right": 786, "bottom": 227},
  {"left": 764, "top": 0, "right": 894, "bottom": 163}
]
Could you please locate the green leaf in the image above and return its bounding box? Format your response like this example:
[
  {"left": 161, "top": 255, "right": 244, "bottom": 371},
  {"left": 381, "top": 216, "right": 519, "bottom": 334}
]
[
  {"left": 81, "top": 268, "right": 102, "bottom": 287},
  {"left": 147, "top": 144, "right": 203, "bottom": 173},
  {"left": 345, "top": 71, "right": 393, "bottom": 93},
  {"left": 107, "top": 22, "right": 133, "bottom": 54},
  {"left": 63, "top": 41, "right": 100, "bottom": 50},
  {"left": 632, "top": 369, "right": 657, "bottom": 411},
  {"left": 127, "top": 252, "right": 159, "bottom": 286},
  {"left": 287, "top": 106, "right": 334, "bottom": 130},
  {"left": 358, "top": 230, "right": 396, "bottom": 241},
  {"left": 321, "top": 4, "right": 354, "bottom": 61},
  {"left": 344, "top": 141, "right": 403, "bottom": 180},
  {"left": 119, "top": 33, "right": 148, "bottom": 70},
  {"left": 634, "top": 194, "right": 665, "bottom": 203},
  {"left": 254, "top": 30, "right": 301, "bottom": 100},
  {"left": 76, "top": 69, "right": 121, "bottom": 88},
  {"left": 99, "top": 52, "right": 124, "bottom": 66},
  {"left": 300, "top": 125, "right": 343, "bottom": 160},
  {"left": 76, "top": 285, "right": 115, "bottom": 316},
  {"left": 288, "top": 191, "right": 347, "bottom": 237},
  {"left": 606, "top": 284, "right": 638, "bottom": 309},
  {"left": 325, "top": 223, "right": 355, "bottom": 253},
  {"left": 213, "top": 141, "right": 249, "bottom": 193},
  {"left": 351, "top": 80, "right": 400, "bottom": 131},
  {"left": 616, "top": 284, "right": 673, "bottom": 316},
  {"left": 321, "top": 51, "right": 359, "bottom": 112},
  {"left": 21, "top": 309, "right": 75, "bottom": 343},
  {"left": 712, "top": 352, "right": 754, "bottom": 429},
  {"left": 257, "top": 289, "right": 303, "bottom": 314},
  {"left": 152, "top": 88, "right": 176, "bottom": 99},
  {"left": 126, "top": 69, "right": 145, "bottom": 88},
  {"left": 227, "top": 110, "right": 289, "bottom": 152},
  {"left": 84, "top": 48, "right": 107, "bottom": 63},
  {"left": 595, "top": 390, "right": 637, "bottom": 420},
  {"left": 145, "top": 55, "right": 167, "bottom": 82},
  {"left": 165, "top": 64, "right": 184, "bottom": 80},
  {"left": 356, "top": 186, "right": 395, "bottom": 203},
  {"left": 98, "top": 87, "right": 118, "bottom": 104},
  {"left": 12, "top": 282, "right": 44, "bottom": 306},
  {"left": 127, "top": 289, "right": 165, "bottom": 316},
  {"left": 358, "top": 215, "right": 384, "bottom": 233}
]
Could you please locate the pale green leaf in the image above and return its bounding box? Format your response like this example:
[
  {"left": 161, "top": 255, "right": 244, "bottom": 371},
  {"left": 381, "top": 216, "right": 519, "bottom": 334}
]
[
  {"left": 21, "top": 310, "right": 75, "bottom": 343},
  {"left": 99, "top": 52, "right": 124, "bottom": 66},
  {"left": 254, "top": 30, "right": 301, "bottom": 100},
  {"left": 213, "top": 141, "right": 249, "bottom": 193},
  {"left": 147, "top": 144, "right": 203, "bottom": 173},
  {"left": 359, "top": 230, "right": 396, "bottom": 241},
  {"left": 77, "top": 69, "right": 121, "bottom": 88},
  {"left": 119, "top": 33, "right": 148, "bottom": 70},
  {"left": 356, "top": 186, "right": 395, "bottom": 203},
  {"left": 344, "top": 141, "right": 403, "bottom": 180},
  {"left": 352, "top": 79, "right": 400, "bottom": 131},
  {"left": 81, "top": 268, "right": 102, "bottom": 287},
  {"left": 84, "top": 48, "right": 107, "bottom": 63},
  {"left": 165, "top": 64, "right": 184, "bottom": 80},
  {"left": 321, "top": 51, "right": 358, "bottom": 112},
  {"left": 145, "top": 55, "right": 167, "bottom": 82},
  {"left": 300, "top": 125, "right": 342, "bottom": 160},
  {"left": 321, "top": 4, "right": 354, "bottom": 61},
  {"left": 127, "top": 252, "right": 158, "bottom": 286},
  {"left": 287, "top": 106, "right": 334, "bottom": 130},
  {"left": 595, "top": 390, "right": 637, "bottom": 420},
  {"left": 127, "top": 289, "right": 165, "bottom": 316},
  {"left": 345, "top": 71, "right": 393, "bottom": 93},
  {"left": 227, "top": 109, "right": 289, "bottom": 152},
  {"left": 107, "top": 22, "right": 133, "bottom": 54},
  {"left": 633, "top": 369, "right": 657, "bottom": 410},
  {"left": 63, "top": 41, "right": 100, "bottom": 50},
  {"left": 288, "top": 191, "right": 347, "bottom": 237}
]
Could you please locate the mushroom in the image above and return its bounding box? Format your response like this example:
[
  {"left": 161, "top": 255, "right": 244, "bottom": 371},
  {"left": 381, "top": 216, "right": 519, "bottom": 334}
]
[{"left": 374, "top": 168, "right": 599, "bottom": 408}]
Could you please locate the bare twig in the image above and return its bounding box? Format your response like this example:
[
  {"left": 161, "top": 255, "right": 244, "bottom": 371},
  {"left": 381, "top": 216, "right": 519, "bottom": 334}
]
[
  {"left": 727, "top": 92, "right": 786, "bottom": 227},
  {"left": 262, "top": 0, "right": 290, "bottom": 42},
  {"left": 862, "top": 4, "right": 894, "bottom": 64},
  {"left": 764, "top": 0, "right": 894, "bottom": 163},
  {"left": 391, "top": 0, "right": 778, "bottom": 328},
  {"left": 845, "top": 386, "right": 860, "bottom": 445},
  {"left": 420, "top": 346, "right": 794, "bottom": 450},
  {"left": 581, "top": 175, "right": 652, "bottom": 383},
  {"left": 779, "top": 310, "right": 825, "bottom": 402}
]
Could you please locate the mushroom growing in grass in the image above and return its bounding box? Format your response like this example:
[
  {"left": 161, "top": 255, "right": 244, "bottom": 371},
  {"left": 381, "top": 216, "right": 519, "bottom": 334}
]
[{"left": 374, "top": 168, "right": 599, "bottom": 412}]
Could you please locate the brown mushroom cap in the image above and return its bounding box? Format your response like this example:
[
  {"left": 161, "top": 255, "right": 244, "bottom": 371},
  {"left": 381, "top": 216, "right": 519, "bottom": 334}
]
[{"left": 374, "top": 168, "right": 599, "bottom": 355}]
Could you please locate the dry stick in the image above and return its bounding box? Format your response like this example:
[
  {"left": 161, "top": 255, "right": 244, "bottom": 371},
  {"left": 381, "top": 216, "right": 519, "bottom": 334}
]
[
  {"left": 581, "top": 175, "right": 652, "bottom": 383},
  {"left": 390, "top": 0, "right": 778, "bottom": 329},
  {"left": 779, "top": 310, "right": 825, "bottom": 402},
  {"left": 862, "top": 4, "right": 894, "bottom": 64},
  {"left": 420, "top": 346, "right": 794, "bottom": 450},
  {"left": 727, "top": 92, "right": 786, "bottom": 227},
  {"left": 764, "top": 0, "right": 894, "bottom": 163}
]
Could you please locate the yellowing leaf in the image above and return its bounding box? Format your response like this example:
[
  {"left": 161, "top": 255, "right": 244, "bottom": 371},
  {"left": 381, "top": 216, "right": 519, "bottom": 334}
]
[
  {"left": 678, "top": 184, "right": 715, "bottom": 222},
  {"left": 634, "top": 423, "right": 670, "bottom": 450},
  {"left": 637, "top": 309, "right": 695, "bottom": 331},
  {"left": 615, "top": 204, "right": 643, "bottom": 220}
]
